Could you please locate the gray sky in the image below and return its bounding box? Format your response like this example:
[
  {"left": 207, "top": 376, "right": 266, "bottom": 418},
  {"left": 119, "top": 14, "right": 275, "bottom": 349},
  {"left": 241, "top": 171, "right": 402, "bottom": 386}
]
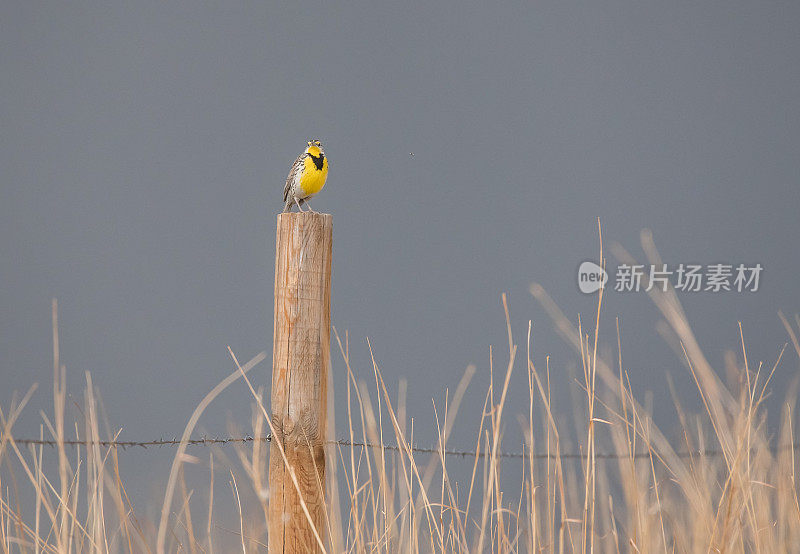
[{"left": 2, "top": 1, "right": 799, "bottom": 508}]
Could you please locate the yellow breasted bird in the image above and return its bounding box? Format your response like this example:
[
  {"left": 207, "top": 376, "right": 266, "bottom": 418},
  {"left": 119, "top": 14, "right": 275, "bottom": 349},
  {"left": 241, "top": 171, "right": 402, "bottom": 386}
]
[{"left": 283, "top": 139, "right": 329, "bottom": 212}]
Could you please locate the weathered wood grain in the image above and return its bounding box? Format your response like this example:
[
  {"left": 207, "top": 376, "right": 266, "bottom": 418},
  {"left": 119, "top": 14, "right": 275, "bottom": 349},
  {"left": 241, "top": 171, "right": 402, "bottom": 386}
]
[{"left": 269, "top": 212, "right": 332, "bottom": 554}]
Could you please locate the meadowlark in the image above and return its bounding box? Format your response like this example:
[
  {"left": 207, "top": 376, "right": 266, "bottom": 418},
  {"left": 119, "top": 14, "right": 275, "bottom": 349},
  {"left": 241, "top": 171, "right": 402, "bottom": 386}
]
[{"left": 282, "top": 139, "right": 329, "bottom": 212}]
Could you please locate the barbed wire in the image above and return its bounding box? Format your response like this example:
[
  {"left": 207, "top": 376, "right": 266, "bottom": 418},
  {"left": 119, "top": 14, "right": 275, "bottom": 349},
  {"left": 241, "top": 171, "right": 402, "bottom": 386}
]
[
  {"left": 10, "top": 435, "right": 800, "bottom": 460},
  {"left": 12, "top": 436, "right": 267, "bottom": 449}
]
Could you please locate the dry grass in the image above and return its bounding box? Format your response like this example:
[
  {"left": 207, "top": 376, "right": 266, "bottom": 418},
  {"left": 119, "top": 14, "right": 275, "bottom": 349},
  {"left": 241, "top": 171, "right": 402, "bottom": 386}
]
[{"left": 2, "top": 234, "right": 799, "bottom": 552}]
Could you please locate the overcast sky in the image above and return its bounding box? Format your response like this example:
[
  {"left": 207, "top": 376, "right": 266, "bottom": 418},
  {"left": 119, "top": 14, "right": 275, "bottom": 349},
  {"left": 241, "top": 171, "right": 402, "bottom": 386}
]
[{"left": 2, "top": 1, "right": 799, "bottom": 508}]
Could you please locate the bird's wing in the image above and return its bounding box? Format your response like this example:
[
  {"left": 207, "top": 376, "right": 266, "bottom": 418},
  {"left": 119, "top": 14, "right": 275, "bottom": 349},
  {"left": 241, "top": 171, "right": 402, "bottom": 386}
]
[{"left": 283, "top": 153, "right": 307, "bottom": 202}]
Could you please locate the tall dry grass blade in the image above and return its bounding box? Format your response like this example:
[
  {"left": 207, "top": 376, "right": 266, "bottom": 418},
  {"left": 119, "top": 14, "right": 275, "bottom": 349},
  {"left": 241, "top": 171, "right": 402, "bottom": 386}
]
[
  {"left": 155, "top": 351, "right": 266, "bottom": 554},
  {"left": 229, "top": 348, "right": 328, "bottom": 554},
  {"left": 475, "top": 294, "right": 516, "bottom": 554},
  {"left": 229, "top": 470, "right": 246, "bottom": 554},
  {"left": 207, "top": 452, "right": 214, "bottom": 554}
]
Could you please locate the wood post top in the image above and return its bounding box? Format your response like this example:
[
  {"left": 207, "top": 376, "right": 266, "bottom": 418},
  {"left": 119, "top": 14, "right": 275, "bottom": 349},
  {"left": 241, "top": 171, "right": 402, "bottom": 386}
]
[{"left": 276, "top": 212, "right": 332, "bottom": 221}]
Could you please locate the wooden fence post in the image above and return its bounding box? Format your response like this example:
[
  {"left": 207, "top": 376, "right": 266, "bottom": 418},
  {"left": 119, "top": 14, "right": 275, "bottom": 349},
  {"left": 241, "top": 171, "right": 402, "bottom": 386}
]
[{"left": 269, "top": 212, "right": 332, "bottom": 553}]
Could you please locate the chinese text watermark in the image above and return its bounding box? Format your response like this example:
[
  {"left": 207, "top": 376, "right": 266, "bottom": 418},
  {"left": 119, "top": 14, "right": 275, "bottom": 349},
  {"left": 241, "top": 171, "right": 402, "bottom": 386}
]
[{"left": 577, "top": 262, "right": 762, "bottom": 294}]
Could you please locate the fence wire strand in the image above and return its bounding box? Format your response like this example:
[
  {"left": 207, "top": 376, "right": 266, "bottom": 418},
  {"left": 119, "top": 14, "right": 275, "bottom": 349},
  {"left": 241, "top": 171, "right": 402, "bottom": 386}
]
[{"left": 10, "top": 435, "right": 800, "bottom": 460}]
